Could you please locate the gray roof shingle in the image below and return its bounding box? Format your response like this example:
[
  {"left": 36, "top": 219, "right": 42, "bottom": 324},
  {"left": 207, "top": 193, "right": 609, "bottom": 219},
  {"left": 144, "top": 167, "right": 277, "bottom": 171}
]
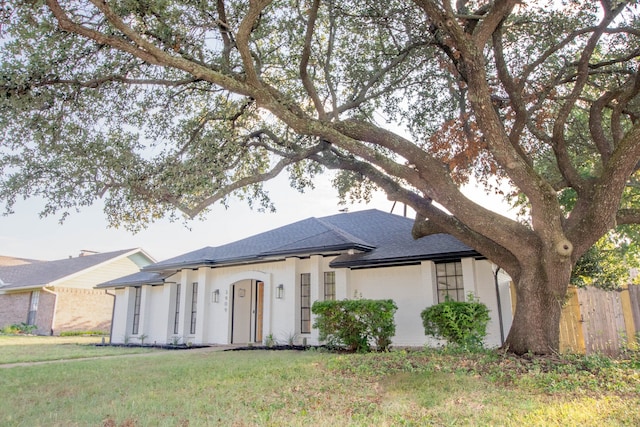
[
  {"left": 96, "top": 271, "right": 174, "bottom": 289},
  {"left": 144, "top": 210, "right": 480, "bottom": 272},
  {"left": 0, "top": 249, "right": 139, "bottom": 290}
]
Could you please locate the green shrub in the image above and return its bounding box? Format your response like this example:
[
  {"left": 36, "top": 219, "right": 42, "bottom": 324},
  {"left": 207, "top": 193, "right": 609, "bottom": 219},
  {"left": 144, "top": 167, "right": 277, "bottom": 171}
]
[
  {"left": 1, "top": 323, "right": 37, "bottom": 335},
  {"left": 421, "top": 295, "right": 490, "bottom": 349},
  {"left": 312, "top": 299, "right": 397, "bottom": 352}
]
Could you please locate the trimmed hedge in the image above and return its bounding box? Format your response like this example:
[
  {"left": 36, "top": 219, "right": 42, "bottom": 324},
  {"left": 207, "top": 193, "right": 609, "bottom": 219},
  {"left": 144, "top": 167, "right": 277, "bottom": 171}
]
[
  {"left": 312, "top": 299, "right": 397, "bottom": 352},
  {"left": 421, "top": 297, "right": 490, "bottom": 349}
]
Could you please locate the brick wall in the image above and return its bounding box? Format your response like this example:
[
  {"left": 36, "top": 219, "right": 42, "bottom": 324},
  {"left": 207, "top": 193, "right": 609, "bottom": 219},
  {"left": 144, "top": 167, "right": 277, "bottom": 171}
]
[
  {"left": 53, "top": 287, "right": 113, "bottom": 334},
  {"left": 36, "top": 290, "right": 56, "bottom": 335},
  {"left": 1, "top": 287, "right": 114, "bottom": 335},
  {"left": 0, "top": 292, "right": 31, "bottom": 327},
  {"left": 0, "top": 290, "right": 58, "bottom": 335}
]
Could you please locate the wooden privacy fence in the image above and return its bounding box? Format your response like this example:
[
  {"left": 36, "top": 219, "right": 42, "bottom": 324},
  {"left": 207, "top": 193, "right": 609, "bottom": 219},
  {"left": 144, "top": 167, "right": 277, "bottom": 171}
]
[{"left": 559, "top": 285, "right": 640, "bottom": 356}]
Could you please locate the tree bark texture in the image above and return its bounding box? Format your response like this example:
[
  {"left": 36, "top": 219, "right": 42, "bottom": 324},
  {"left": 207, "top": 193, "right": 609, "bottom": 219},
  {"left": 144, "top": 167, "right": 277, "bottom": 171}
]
[{"left": 503, "top": 248, "right": 574, "bottom": 354}]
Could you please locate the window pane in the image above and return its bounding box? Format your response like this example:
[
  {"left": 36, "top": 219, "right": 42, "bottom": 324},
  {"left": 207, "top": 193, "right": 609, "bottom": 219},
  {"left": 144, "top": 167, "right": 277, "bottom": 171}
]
[
  {"left": 190, "top": 282, "right": 198, "bottom": 334},
  {"left": 174, "top": 283, "right": 181, "bottom": 335},
  {"left": 301, "top": 273, "right": 311, "bottom": 334},
  {"left": 324, "top": 272, "right": 336, "bottom": 300},
  {"left": 445, "top": 262, "right": 456, "bottom": 276},
  {"left": 436, "top": 261, "right": 464, "bottom": 303},
  {"left": 438, "top": 290, "right": 449, "bottom": 302},
  {"left": 132, "top": 287, "right": 141, "bottom": 335},
  {"left": 30, "top": 291, "right": 40, "bottom": 311}
]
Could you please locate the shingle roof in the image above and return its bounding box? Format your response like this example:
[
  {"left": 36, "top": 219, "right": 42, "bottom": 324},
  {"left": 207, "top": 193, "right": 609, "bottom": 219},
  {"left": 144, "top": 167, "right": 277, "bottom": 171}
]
[
  {"left": 144, "top": 209, "right": 479, "bottom": 272},
  {"left": 95, "top": 271, "right": 174, "bottom": 289},
  {"left": 0, "top": 255, "right": 42, "bottom": 267},
  {"left": 0, "top": 249, "right": 140, "bottom": 290}
]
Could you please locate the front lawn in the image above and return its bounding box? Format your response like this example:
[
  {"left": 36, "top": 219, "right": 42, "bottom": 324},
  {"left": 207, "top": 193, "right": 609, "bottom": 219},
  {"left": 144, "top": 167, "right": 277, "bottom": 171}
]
[
  {"left": 0, "top": 338, "right": 638, "bottom": 426},
  {"left": 0, "top": 335, "right": 155, "bottom": 365}
]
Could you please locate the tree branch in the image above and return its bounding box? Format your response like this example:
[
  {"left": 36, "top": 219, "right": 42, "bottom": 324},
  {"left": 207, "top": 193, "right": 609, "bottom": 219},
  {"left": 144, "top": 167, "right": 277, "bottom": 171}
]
[
  {"left": 236, "top": 0, "right": 271, "bottom": 85},
  {"left": 314, "top": 148, "right": 523, "bottom": 274},
  {"left": 551, "top": 2, "right": 627, "bottom": 191},
  {"left": 216, "top": 0, "right": 234, "bottom": 69},
  {"left": 492, "top": 26, "right": 532, "bottom": 166},
  {"left": 299, "top": 0, "right": 326, "bottom": 120},
  {"left": 471, "top": 0, "right": 517, "bottom": 48},
  {"left": 617, "top": 208, "right": 640, "bottom": 225},
  {"left": 47, "top": 0, "right": 163, "bottom": 66},
  {"left": 179, "top": 140, "right": 326, "bottom": 218}
]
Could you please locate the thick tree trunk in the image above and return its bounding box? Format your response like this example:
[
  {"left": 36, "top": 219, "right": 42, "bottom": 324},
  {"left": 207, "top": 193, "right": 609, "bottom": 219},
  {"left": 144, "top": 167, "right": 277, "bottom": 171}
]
[{"left": 503, "top": 260, "right": 572, "bottom": 355}]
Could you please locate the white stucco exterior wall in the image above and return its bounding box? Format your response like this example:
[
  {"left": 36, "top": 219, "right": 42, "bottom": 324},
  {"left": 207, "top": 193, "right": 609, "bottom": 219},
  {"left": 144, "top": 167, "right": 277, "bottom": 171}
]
[
  {"left": 108, "top": 256, "right": 511, "bottom": 349},
  {"left": 349, "top": 264, "right": 426, "bottom": 346},
  {"left": 110, "top": 288, "right": 128, "bottom": 342}
]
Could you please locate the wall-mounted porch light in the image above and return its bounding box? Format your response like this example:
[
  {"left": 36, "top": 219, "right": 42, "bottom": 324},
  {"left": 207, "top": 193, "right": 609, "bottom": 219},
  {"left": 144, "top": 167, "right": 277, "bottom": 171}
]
[
  {"left": 213, "top": 289, "right": 220, "bottom": 303},
  {"left": 276, "top": 284, "right": 284, "bottom": 299}
]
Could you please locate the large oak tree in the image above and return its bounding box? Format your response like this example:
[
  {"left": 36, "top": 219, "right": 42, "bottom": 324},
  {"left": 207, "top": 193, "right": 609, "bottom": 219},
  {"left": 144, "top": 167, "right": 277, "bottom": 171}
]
[{"left": 1, "top": 1, "right": 639, "bottom": 354}]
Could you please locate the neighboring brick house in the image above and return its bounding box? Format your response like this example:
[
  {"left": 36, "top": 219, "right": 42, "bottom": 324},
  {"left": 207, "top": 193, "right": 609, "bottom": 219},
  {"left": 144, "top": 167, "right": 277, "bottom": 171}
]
[{"left": 0, "top": 249, "right": 154, "bottom": 335}]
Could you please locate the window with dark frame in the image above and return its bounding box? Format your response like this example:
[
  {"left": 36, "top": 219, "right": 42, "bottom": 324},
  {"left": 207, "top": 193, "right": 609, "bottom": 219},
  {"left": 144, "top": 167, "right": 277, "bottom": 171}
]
[
  {"left": 300, "top": 273, "right": 311, "bottom": 334},
  {"left": 132, "top": 287, "right": 142, "bottom": 335},
  {"left": 436, "top": 261, "right": 465, "bottom": 303},
  {"left": 324, "top": 271, "right": 336, "bottom": 301},
  {"left": 190, "top": 282, "right": 198, "bottom": 334},
  {"left": 27, "top": 290, "right": 39, "bottom": 326},
  {"left": 173, "top": 283, "right": 181, "bottom": 335}
]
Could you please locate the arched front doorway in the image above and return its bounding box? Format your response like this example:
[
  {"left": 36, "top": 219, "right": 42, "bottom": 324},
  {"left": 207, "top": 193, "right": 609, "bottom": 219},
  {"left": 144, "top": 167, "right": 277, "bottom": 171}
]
[{"left": 231, "top": 279, "right": 264, "bottom": 344}]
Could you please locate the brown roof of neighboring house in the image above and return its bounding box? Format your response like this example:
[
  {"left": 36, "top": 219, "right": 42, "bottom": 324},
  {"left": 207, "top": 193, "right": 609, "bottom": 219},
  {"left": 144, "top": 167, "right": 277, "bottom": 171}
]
[{"left": 0, "top": 255, "right": 42, "bottom": 267}]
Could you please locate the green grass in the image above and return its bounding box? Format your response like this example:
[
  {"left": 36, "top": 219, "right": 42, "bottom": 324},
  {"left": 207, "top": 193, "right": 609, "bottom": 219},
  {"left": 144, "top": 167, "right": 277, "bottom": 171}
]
[
  {"left": 0, "top": 335, "right": 154, "bottom": 365},
  {"left": 0, "top": 338, "right": 639, "bottom": 426}
]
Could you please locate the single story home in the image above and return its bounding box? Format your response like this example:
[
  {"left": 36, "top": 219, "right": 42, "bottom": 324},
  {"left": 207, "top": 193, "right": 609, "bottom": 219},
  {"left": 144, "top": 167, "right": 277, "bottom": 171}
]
[
  {"left": 0, "top": 248, "right": 155, "bottom": 335},
  {"left": 98, "top": 209, "right": 513, "bottom": 348}
]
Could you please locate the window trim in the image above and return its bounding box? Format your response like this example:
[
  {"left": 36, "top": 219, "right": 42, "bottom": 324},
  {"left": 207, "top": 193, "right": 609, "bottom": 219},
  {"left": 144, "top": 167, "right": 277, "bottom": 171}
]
[
  {"left": 190, "top": 282, "right": 198, "bottom": 335},
  {"left": 173, "top": 283, "right": 181, "bottom": 335},
  {"left": 435, "top": 260, "right": 465, "bottom": 303},
  {"left": 300, "top": 273, "right": 311, "bottom": 334},
  {"left": 324, "top": 271, "right": 336, "bottom": 301},
  {"left": 132, "top": 287, "right": 142, "bottom": 335},
  {"left": 27, "top": 290, "right": 40, "bottom": 326}
]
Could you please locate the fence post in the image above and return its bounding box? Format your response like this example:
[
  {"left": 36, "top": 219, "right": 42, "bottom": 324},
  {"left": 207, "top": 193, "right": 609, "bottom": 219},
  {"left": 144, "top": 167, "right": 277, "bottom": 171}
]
[
  {"left": 620, "top": 284, "right": 637, "bottom": 347},
  {"left": 559, "top": 286, "right": 586, "bottom": 354}
]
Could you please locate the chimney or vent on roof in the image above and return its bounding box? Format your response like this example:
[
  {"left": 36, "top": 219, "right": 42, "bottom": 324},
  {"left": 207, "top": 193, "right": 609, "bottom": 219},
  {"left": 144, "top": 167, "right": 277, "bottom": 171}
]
[{"left": 79, "top": 250, "right": 99, "bottom": 257}]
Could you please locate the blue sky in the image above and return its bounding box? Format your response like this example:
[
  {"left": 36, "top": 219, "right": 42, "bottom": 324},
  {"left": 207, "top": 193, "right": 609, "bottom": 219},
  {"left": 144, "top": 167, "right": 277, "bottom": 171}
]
[{"left": 0, "top": 174, "right": 512, "bottom": 263}]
